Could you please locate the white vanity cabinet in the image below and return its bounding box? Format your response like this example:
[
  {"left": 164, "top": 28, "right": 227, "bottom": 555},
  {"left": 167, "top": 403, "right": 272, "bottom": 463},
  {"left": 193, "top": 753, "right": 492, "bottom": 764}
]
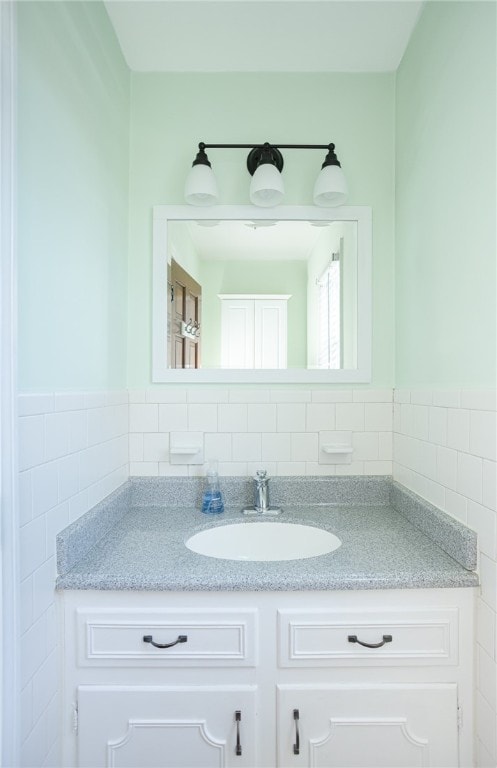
[
  {"left": 276, "top": 684, "right": 458, "bottom": 767},
  {"left": 77, "top": 686, "right": 257, "bottom": 767},
  {"left": 60, "top": 588, "right": 475, "bottom": 768}
]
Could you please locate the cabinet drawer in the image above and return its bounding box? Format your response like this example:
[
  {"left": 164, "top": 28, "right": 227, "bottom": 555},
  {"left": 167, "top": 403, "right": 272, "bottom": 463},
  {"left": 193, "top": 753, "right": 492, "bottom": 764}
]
[
  {"left": 278, "top": 608, "right": 458, "bottom": 666},
  {"left": 77, "top": 609, "right": 257, "bottom": 667}
]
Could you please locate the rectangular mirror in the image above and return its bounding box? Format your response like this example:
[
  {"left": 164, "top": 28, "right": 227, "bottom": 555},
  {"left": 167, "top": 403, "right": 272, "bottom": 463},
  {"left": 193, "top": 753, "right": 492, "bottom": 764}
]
[{"left": 152, "top": 206, "right": 372, "bottom": 383}]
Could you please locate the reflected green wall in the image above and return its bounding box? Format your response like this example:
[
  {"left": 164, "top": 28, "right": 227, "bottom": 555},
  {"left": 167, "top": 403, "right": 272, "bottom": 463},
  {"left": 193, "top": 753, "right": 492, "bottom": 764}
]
[
  {"left": 200, "top": 260, "right": 307, "bottom": 368},
  {"left": 395, "top": 1, "right": 496, "bottom": 387},
  {"left": 128, "top": 73, "right": 395, "bottom": 386},
  {"left": 17, "top": 2, "right": 130, "bottom": 390}
]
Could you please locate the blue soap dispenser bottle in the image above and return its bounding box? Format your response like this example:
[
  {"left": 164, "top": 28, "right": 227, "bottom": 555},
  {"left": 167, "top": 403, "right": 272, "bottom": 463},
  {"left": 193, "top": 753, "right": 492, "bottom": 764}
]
[{"left": 201, "top": 461, "right": 224, "bottom": 514}]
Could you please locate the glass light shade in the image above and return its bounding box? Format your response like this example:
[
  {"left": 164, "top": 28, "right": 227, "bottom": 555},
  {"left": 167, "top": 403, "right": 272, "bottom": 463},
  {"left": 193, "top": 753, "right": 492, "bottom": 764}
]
[
  {"left": 249, "top": 164, "right": 284, "bottom": 207},
  {"left": 184, "top": 164, "right": 219, "bottom": 206},
  {"left": 313, "top": 164, "right": 348, "bottom": 207}
]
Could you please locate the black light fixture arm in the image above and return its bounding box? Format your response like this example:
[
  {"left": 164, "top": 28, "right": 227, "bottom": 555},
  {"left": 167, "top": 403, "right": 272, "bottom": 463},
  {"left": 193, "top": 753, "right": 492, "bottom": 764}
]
[
  {"left": 194, "top": 141, "right": 341, "bottom": 176},
  {"left": 198, "top": 142, "right": 335, "bottom": 150}
]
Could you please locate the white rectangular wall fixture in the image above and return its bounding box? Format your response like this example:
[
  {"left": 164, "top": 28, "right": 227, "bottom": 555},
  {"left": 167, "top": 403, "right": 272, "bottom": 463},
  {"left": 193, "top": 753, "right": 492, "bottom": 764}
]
[
  {"left": 170, "top": 432, "right": 204, "bottom": 465},
  {"left": 319, "top": 444, "right": 353, "bottom": 465}
]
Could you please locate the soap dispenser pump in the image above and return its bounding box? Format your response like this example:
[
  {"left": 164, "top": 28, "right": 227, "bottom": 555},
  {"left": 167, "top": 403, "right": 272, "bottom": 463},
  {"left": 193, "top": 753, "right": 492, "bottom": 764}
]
[{"left": 201, "top": 461, "right": 224, "bottom": 514}]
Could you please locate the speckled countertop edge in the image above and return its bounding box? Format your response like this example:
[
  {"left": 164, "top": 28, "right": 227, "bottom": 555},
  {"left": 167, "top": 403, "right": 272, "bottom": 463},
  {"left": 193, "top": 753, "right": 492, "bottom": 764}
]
[
  {"left": 128, "top": 475, "right": 392, "bottom": 509},
  {"left": 56, "top": 483, "right": 131, "bottom": 575},
  {"left": 56, "top": 477, "right": 479, "bottom": 593},
  {"left": 390, "top": 481, "right": 477, "bottom": 570}
]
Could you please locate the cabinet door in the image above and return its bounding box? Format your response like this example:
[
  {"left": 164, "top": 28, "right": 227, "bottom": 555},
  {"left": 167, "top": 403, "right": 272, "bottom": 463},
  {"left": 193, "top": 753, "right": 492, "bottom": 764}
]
[
  {"left": 220, "top": 296, "right": 288, "bottom": 369},
  {"left": 253, "top": 299, "right": 288, "bottom": 369},
  {"left": 277, "top": 684, "right": 459, "bottom": 768},
  {"left": 220, "top": 300, "right": 255, "bottom": 368},
  {"left": 169, "top": 260, "right": 201, "bottom": 369},
  {"left": 78, "top": 685, "right": 257, "bottom": 768}
]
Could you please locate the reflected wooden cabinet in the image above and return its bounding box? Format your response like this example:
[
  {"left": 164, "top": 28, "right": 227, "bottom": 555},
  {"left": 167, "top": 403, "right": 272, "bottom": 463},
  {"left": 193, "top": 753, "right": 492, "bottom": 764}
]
[
  {"left": 167, "top": 259, "right": 201, "bottom": 369},
  {"left": 61, "top": 589, "right": 474, "bottom": 768}
]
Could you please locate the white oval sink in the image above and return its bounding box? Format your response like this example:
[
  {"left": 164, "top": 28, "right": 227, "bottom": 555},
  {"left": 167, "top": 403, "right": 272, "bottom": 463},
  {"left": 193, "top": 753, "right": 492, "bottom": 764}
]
[{"left": 185, "top": 522, "right": 341, "bottom": 561}]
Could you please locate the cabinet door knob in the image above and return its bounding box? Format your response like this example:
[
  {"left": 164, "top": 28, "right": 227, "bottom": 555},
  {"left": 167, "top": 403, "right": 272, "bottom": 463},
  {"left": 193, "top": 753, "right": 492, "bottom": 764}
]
[
  {"left": 348, "top": 634, "right": 392, "bottom": 649},
  {"left": 293, "top": 709, "right": 300, "bottom": 755},
  {"left": 143, "top": 634, "right": 188, "bottom": 649},
  {"left": 235, "top": 710, "right": 242, "bottom": 756}
]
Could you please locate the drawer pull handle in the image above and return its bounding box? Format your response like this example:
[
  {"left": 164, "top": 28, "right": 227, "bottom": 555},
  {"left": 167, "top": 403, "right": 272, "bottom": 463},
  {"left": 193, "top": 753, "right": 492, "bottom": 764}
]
[
  {"left": 143, "top": 634, "right": 188, "bottom": 649},
  {"left": 235, "top": 710, "right": 242, "bottom": 756},
  {"left": 348, "top": 634, "right": 392, "bottom": 649},
  {"left": 293, "top": 709, "right": 300, "bottom": 755}
]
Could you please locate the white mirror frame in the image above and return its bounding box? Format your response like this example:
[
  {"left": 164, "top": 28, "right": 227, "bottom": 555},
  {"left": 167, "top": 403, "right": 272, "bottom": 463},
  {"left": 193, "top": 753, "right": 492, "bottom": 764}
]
[{"left": 152, "top": 205, "right": 372, "bottom": 384}]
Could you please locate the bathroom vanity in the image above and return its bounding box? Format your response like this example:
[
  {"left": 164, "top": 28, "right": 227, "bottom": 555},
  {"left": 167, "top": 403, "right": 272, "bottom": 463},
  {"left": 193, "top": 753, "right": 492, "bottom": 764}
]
[{"left": 57, "top": 477, "right": 478, "bottom": 768}]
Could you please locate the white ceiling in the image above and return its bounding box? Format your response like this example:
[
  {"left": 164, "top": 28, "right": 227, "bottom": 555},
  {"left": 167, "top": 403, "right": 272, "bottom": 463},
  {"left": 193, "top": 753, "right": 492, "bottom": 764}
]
[
  {"left": 183, "top": 219, "right": 336, "bottom": 261},
  {"left": 105, "top": 0, "right": 424, "bottom": 73}
]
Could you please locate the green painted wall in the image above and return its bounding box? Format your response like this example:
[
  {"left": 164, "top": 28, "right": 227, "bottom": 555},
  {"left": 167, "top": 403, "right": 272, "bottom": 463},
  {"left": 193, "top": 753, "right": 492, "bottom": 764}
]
[
  {"left": 17, "top": 1, "right": 130, "bottom": 391},
  {"left": 17, "top": 3, "right": 495, "bottom": 392},
  {"left": 128, "top": 73, "right": 395, "bottom": 386},
  {"left": 395, "top": 1, "right": 496, "bottom": 387}
]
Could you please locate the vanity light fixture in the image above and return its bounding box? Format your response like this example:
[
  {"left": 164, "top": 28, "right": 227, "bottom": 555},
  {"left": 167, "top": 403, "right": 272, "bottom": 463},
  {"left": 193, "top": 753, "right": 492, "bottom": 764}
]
[{"left": 184, "top": 141, "right": 348, "bottom": 208}]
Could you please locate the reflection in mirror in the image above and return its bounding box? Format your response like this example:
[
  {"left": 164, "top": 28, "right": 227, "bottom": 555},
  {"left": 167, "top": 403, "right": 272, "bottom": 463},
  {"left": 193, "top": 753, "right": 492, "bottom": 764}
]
[
  {"left": 152, "top": 206, "right": 371, "bottom": 384},
  {"left": 167, "top": 220, "right": 357, "bottom": 371}
]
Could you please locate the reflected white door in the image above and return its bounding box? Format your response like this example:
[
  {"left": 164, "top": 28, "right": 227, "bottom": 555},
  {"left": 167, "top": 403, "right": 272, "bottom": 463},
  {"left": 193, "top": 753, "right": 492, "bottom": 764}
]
[
  {"left": 220, "top": 295, "right": 289, "bottom": 369},
  {"left": 220, "top": 299, "right": 255, "bottom": 369}
]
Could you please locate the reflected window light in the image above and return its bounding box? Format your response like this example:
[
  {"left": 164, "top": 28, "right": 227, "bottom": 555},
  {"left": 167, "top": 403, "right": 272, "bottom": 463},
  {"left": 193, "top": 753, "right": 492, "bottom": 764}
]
[{"left": 317, "top": 252, "right": 341, "bottom": 369}]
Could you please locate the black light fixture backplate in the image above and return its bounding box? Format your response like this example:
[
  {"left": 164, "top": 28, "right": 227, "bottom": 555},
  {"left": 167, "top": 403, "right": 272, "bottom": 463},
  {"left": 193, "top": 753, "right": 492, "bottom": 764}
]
[{"left": 246, "top": 145, "right": 284, "bottom": 176}]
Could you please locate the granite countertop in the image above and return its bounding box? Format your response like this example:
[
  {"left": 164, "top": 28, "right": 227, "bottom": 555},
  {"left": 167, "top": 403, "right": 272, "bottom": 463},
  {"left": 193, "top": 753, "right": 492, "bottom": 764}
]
[{"left": 56, "top": 478, "right": 479, "bottom": 592}]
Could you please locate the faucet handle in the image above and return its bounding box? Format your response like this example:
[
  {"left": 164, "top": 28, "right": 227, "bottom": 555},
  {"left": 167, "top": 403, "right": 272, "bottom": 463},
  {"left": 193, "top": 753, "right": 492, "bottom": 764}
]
[{"left": 242, "top": 469, "right": 281, "bottom": 516}]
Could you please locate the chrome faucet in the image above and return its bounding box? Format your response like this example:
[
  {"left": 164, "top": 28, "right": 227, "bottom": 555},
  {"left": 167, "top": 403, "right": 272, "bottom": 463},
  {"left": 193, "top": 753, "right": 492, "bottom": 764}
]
[
  {"left": 255, "top": 469, "right": 270, "bottom": 512},
  {"left": 242, "top": 470, "right": 282, "bottom": 516}
]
